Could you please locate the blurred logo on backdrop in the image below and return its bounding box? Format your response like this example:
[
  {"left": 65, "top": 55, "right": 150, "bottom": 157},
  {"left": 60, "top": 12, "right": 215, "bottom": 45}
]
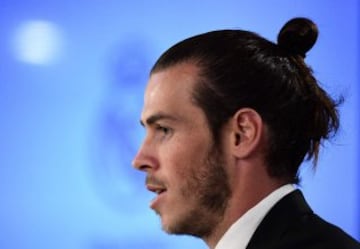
[{"left": 90, "top": 37, "right": 152, "bottom": 213}]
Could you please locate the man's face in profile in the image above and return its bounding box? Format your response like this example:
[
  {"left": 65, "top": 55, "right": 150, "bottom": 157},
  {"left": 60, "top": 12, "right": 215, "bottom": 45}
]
[{"left": 133, "top": 62, "right": 231, "bottom": 237}]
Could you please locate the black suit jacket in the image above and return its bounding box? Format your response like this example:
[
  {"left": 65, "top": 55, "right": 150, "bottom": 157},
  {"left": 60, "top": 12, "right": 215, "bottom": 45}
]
[{"left": 246, "top": 190, "right": 360, "bottom": 249}]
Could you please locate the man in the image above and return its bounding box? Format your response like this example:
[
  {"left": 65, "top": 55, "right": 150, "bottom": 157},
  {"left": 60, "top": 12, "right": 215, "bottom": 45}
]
[{"left": 132, "top": 17, "right": 360, "bottom": 249}]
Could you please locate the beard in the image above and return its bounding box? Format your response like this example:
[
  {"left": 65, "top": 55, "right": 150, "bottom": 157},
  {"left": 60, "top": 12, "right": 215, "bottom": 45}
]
[{"left": 163, "top": 144, "right": 232, "bottom": 239}]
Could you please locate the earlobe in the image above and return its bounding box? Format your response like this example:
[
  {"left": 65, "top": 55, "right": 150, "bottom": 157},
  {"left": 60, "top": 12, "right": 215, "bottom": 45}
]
[{"left": 230, "top": 108, "right": 264, "bottom": 159}]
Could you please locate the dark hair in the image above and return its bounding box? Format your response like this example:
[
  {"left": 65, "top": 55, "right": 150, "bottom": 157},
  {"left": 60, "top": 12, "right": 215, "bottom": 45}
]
[{"left": 150, "top": 17, "right": 341, "bottom": 183}]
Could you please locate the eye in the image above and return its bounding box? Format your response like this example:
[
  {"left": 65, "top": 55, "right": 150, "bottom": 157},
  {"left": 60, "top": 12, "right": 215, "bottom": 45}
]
[{"left": 156, "top": 125, "right": 171, "bottom": 135}]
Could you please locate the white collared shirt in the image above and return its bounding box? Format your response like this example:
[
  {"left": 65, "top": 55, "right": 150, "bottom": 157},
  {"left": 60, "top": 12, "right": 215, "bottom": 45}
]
[{"left": 214, "top": 184, "right": 296, "bottom": 249}]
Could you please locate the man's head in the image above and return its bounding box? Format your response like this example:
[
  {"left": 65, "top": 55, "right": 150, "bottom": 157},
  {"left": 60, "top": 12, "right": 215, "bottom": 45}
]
[
  {"left": 149, "top": 17, "right": 340, "bottom": 183},
  {"left": 132, "top": 17, "right": 341, "bottom": 242}
]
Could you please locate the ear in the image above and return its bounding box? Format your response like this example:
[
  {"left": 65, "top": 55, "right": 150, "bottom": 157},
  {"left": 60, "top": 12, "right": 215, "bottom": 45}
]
[{"left": 229, "top": 108, "right": 264, "bottom": 159}]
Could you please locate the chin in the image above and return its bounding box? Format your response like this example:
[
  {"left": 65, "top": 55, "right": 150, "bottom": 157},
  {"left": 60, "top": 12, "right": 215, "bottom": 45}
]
[
  {"left": 160, "top": 215, "right": 176, "bottom": 234},
  {"left": 160, "top": 211, "right": 212, "bottom": 238},
  {"left": 160, "top": 214, "right": 183, "bottom": 235}
]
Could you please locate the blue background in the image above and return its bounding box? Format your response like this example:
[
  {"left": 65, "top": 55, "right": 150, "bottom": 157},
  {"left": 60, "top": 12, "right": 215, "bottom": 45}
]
[{"left": 0, "top": 1, "right": 358, "bottom": 248}]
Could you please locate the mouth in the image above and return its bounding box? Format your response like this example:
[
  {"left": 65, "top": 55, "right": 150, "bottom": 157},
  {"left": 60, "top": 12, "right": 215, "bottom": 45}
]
[
  {"left": 146, "top": 184, "right": 167, "bottom": 195},
  {"left": 146, "top": 184, "right": 167, "bottom": 208}
]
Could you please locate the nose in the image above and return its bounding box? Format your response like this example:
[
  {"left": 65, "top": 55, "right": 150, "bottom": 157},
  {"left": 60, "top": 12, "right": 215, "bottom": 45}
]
[{"left": 132, "top": 140, "right": 158, "bottom": 173}]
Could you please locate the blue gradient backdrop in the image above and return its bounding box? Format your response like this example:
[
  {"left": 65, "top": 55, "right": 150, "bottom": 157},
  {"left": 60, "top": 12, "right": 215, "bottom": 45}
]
[{"left": 0, "top": 1, "right": 358, "bottom": 249}]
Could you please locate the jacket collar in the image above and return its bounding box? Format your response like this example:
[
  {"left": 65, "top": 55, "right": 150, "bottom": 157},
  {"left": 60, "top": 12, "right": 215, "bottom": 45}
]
[{"left": 246, "top": 190, "right": 313, "bottom": 249}]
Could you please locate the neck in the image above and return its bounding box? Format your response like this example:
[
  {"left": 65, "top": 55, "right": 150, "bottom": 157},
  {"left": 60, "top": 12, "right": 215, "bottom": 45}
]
[{"left": 202, "top": 163, "right": 287, "bottom": 249}]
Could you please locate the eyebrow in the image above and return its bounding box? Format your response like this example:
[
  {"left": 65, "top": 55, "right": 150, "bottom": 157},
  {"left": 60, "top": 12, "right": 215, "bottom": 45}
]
[{"left": 140, "top": 113, "right": 178, "bottom": 127}]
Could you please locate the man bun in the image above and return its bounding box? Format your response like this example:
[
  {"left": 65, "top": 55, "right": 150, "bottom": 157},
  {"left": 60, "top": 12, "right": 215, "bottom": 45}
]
[{"left": 277, "top": 17, "right": 319, "bottom": 58}]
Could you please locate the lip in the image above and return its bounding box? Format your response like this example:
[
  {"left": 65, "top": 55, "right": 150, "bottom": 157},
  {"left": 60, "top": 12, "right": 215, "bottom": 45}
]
[
  {"left": 146, "top": 183, "right": 166, "bottom": 194},
  {"left": 146, "top": 182, "right": 167, "bottom": 209},
  {"left": 149, "top": 190, "right": 167, "bottom": 209}
]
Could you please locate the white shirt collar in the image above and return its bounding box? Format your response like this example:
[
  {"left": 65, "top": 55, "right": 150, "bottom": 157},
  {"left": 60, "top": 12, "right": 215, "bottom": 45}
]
[{"left": 214, "top": 184, "right": 296, "bottom": 249}]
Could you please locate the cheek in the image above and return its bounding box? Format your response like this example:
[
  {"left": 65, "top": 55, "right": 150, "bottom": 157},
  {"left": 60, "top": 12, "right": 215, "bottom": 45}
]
[{"left": 163, "top": 139, "right": 209, "bottom": 177}]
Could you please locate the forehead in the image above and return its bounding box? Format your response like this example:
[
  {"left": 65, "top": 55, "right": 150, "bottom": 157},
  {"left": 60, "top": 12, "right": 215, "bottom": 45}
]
[{"left": 141, "top": 62, "right": 203, "bottom": 123}]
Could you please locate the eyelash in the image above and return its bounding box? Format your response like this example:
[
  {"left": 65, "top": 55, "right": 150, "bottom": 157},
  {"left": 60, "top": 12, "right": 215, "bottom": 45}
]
[{"left": 155, "top": 125, "right": 171, "bottom": 135}]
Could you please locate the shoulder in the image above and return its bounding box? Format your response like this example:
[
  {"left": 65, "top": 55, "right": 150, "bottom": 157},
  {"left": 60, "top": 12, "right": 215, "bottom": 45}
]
[
  {"left": 281, "top": 212, "right": 360, "bottom": 249},
  {"left": 247, "top": 190, "right": 360, "bottom": 249}
]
